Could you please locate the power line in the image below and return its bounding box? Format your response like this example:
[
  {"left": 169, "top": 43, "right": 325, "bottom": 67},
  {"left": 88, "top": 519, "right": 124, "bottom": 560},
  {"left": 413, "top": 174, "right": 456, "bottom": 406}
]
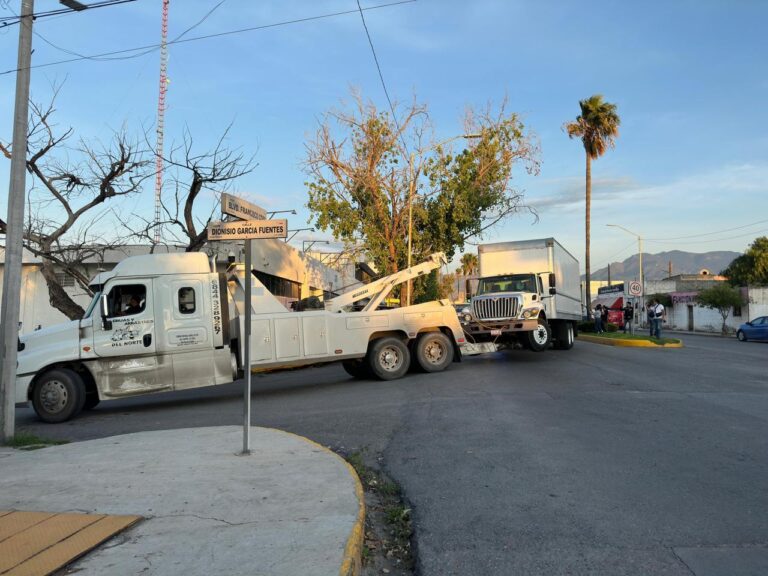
[
  {"left": 355, "top": 0, "right": 407, "bottom": 152},
  {"left": 0, "top": 0, "right": 417, "bottom": 76},
  {"left": 645, "top": 228, "right": 768, "bottom": 246},
  {"left": 645, "top": 218, "right": 768, "bottom": 242},
  {"left": 0, "top": 0, "right": 137, "bottom": 25},
  {"left": 28, "top": 0, "right": 227, "bottom": 64}
]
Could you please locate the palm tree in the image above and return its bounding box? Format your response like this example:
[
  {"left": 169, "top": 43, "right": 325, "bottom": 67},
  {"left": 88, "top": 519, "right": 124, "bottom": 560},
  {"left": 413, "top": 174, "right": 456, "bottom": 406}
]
[
  {"left": 460, "top": 253, "right": 478, "bottom": 277},
  {"left": 565, "top": 95, "right": 620, "bottom": 317}
]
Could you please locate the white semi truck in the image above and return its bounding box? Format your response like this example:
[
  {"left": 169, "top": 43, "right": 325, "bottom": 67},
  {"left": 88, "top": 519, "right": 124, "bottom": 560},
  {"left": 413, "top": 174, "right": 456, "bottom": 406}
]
[
  {"left": 461, "top": 238, "right": 581, "bottom": 351},
  {"left": 16, "top": 252, "right": 466, "bottom": 423}
]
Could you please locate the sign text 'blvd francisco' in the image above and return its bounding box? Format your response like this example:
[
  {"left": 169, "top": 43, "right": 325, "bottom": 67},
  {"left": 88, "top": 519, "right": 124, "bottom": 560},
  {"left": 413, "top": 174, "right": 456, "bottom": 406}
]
[{"left": 207, "top": 218, "right": 288, "bottom": 240}]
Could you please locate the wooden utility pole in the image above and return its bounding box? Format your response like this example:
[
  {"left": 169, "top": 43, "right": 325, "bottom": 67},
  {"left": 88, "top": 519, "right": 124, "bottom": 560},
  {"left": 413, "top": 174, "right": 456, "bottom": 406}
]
[{"left": 1, "top": 0, "right": 34, "bottom": 444}]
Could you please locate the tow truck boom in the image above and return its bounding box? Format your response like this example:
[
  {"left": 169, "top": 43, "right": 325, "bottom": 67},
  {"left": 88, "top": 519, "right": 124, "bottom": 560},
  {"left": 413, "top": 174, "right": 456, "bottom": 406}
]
[{"left": 324, "top": 252, "right": 447, "bottom": 313}]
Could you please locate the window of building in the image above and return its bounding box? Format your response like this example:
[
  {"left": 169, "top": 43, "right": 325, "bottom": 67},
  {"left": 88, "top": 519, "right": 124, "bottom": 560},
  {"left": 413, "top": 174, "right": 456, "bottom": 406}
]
[
  {"left": 178, "top": 287, "right": 196, "bottom": 314},
  {"left": 106, "top": 284, "right": 146, "bottom": 317},
  {"left": 54, "top": 272, "right": 75, "bottom": 287},
  {"left": 733, "top": 305, "right": 742, "bottom": 317},
  {"left": 253, "top": 270, "right": 300, "bottom": 300}
]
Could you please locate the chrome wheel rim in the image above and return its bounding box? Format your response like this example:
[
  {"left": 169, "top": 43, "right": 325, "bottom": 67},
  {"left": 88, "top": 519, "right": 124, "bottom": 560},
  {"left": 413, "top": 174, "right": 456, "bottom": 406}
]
[
  {"left": 532, "top": 325, "right": 548, "bottom": 345},
  {"left": 40, "top": 380, "right": 68, "bottom": 414},
  {"left": 378, "top": 346, "right": 403, "bottom": 372}
]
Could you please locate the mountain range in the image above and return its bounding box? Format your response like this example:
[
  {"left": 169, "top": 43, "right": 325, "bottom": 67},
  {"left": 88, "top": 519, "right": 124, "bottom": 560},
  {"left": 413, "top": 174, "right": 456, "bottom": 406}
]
[{"left": 588, "top": 250, "right": 740, "bottom": 281}]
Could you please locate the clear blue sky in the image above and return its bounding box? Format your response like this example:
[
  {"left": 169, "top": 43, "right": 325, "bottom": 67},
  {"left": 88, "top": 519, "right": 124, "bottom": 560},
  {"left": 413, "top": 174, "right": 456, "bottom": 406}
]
[{"left": 1, "top": 0, "right": 767, "bottom": 273}]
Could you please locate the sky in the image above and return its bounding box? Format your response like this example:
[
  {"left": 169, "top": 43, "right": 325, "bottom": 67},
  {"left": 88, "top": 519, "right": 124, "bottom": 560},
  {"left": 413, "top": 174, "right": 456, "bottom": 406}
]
[{"left": 1, "top": 0, "right": 767, "bottom": 274}]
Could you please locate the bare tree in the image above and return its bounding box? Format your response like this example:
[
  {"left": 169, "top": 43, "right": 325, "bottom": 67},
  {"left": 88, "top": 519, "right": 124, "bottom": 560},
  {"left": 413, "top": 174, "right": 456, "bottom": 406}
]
[
  {"left": 129, "top": 126, "right": 257, "bottom": 252},
  {"left": 1, "top": 95, "right": 151, "bottom": 319}
]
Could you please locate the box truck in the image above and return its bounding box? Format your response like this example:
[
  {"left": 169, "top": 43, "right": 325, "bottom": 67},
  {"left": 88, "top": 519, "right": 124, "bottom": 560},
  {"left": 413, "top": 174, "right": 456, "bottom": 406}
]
[
  {"left": 461, "top": 238, "right": 581, "bottom": 350},
  {"left": 16, "top": 252, "right": 466, "bottom": 422}
]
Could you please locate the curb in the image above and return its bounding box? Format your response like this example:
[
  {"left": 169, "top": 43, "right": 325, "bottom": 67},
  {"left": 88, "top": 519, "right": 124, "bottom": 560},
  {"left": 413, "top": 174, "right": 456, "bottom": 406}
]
[
  {"left": 577, "top": 334, "right": 684, "bottom": 348},
  {"left": 270, "top": 428, "right": 365, "bottom": 576}
]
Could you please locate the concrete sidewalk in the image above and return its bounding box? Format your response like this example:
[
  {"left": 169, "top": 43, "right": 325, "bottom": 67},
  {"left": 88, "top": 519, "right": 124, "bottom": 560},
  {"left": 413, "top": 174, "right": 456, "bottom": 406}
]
[{"left": 0, "top": 426, "right": 364, "bottom": 576}]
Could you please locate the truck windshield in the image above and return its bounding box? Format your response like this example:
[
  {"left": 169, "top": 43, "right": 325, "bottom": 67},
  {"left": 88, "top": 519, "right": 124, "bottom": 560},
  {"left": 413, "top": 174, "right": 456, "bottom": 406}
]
[
  {"left": 83, "top": 290, "right": 102, "bottom": 318},
  {"left": 477, "top": 274, "right": 537, "bottom": 295}
]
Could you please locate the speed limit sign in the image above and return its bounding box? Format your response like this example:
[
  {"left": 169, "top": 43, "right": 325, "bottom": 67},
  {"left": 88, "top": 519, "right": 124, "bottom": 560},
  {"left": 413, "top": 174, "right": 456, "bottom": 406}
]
[{"left": 629, "top": 281, "right": 642, "bottom": 296}]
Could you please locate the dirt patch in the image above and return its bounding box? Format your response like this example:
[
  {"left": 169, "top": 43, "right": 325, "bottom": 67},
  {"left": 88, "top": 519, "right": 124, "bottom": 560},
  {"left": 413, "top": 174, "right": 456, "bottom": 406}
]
[{"left": 341, "top": 450, "right": 414, "bottom": 576}]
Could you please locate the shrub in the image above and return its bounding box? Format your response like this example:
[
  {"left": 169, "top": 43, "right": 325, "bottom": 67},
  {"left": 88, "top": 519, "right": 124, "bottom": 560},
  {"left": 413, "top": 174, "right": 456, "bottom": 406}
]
[
  {"left": 578, "top": 321, "right": 596, "bottom": 333},
  {"left": 605, "top": 322, "right": 619, "bottom": 332}
]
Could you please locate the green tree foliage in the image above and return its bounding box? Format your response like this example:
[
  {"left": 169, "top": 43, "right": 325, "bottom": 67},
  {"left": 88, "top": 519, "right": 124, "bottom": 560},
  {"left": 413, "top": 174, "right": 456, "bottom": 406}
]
[
  {"left": 304, "top": 92, "right": 539, "bottom": 287},
  {"left": 697, "top": 283, "right": 746, "bottom": 335},
  {"left": 564, "top": 95, "right": 620, "bottom": 317},
  {"left": 722, "top": 236, "right": 768, "bottom": 286}
]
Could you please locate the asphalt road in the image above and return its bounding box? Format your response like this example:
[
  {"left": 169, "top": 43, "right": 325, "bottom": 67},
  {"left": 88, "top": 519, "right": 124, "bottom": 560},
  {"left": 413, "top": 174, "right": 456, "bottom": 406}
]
[{"left": 14, "top": 334, "right": 768, "bottom": 576}]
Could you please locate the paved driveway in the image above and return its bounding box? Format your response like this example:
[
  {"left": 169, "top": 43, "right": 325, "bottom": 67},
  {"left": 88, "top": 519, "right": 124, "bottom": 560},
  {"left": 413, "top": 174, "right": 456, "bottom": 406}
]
[{"left": 14, "top": 334, "right": 768, "bottom": 575}]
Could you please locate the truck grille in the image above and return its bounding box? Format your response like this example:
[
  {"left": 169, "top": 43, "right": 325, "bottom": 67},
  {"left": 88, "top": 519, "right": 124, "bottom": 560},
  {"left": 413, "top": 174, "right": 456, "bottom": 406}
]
[{"left": 472, "top": 296, "right": 519, "bottom": 321}]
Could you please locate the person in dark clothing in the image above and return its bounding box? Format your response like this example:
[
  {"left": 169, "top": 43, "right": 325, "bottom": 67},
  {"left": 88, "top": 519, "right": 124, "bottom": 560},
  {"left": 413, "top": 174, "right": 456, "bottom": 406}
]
[
  {"left": 123, "top": 296, "right": 142, "bottom": 316},
  {"left": 594, "top": 304, "right": 604, "bottom": 333},
  {"left": 623, "top": 302, "right": 634, "bottom": 334}
]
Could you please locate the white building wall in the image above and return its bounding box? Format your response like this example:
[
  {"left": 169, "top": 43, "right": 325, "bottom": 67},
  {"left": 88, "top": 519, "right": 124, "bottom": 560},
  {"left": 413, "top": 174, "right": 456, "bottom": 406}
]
[{"left": 747, "top": 287, "right": 768, "bottom": 320}]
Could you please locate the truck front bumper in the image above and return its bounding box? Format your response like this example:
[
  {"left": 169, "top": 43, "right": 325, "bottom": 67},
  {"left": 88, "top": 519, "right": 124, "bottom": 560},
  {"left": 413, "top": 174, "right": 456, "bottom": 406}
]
[{"left": 463, "top": 318, "right": 540, "bottom": 336}]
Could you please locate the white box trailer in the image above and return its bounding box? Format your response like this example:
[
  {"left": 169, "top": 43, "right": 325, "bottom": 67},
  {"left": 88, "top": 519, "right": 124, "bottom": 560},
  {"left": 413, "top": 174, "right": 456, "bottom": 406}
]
[
  {"left": 462, "top": 238, "right": 581, "bottom": 350},
  {"left": 16, "top": 252, "right": 466, "bottom": 422}
]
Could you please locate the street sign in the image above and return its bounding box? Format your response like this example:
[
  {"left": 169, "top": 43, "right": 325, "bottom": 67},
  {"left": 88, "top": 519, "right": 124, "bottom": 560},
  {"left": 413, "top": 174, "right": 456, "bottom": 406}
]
[
  {"left": 221, "top": 192, "right": 267, "bottom": 221},
  {"left": 629, "top": 280, "right": 642, "bottom": 296},
  {"left": 207, "top": 219, "right": 287, "bottom": 241},
  {"left": 598, "top": 283, "right": 624, "bottom": 295}
]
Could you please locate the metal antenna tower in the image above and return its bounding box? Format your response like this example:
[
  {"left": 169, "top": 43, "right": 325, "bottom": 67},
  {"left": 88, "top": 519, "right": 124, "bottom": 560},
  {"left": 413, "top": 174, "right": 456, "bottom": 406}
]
[{"left": 154, "top": 0, "right": 169, "bottom": 244}]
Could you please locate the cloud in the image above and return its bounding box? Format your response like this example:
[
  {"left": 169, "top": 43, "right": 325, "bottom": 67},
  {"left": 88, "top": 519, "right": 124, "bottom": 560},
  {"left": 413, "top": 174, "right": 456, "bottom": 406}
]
[
  {"left": 529, "top": 176, "right": 641, "bottom": 210},
  {"left": 530, "top": 163, "right": 768, "bottom": 213}
]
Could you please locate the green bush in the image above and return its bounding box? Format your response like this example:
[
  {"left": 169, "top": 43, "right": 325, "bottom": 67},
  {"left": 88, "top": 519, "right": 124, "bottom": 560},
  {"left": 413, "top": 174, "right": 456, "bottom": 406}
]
[{"left": 605, "top": 322, "right": 619, "bottom": 332}]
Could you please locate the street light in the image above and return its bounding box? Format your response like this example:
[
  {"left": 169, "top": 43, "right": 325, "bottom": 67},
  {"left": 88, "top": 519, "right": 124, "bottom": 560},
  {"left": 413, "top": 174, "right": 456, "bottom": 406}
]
[
  {"left": 405, "top": 133, "right": 482, "bottom": 306},
  {"left": 606, "top": 223, "right": 644, "bottom": 321},
  {"left": 302, "top": 240, "right": 329, "bottom": 253},
  {"left": 267, "top": 209, "right": 297, "bottom": 219},
  {"left": 285, "top": 227, "right": 313, "bottom": 242}
]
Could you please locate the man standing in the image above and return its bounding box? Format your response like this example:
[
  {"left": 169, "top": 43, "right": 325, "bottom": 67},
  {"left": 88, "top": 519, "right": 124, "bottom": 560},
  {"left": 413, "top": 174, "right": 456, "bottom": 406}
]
[
  {"left": 651, "top": 299, "right": 665, "bottom": 339},
  {"left": 623, "top": 302, "right": 634, "bottom": 334}
]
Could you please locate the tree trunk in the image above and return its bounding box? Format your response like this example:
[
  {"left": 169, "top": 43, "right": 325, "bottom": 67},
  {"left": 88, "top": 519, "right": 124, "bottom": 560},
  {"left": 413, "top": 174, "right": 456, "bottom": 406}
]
[
  {"left": 584, "top": 153, "right": 592, "bottom": 318},
  {"left": 39, "top": 259, "right": 86, "bottom": 321}
]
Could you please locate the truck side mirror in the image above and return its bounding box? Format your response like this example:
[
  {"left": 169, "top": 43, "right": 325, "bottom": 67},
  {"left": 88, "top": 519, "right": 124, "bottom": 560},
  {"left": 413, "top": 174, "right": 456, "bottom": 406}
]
[
  {"left": 549, "top": 287, "right": 557, "bottom": 295},
  {"left": 548, "top": 273, "right": 556, "bottom": 288},
  {"left": 100, "top": 294, "right": 112, "bottom": 330}
]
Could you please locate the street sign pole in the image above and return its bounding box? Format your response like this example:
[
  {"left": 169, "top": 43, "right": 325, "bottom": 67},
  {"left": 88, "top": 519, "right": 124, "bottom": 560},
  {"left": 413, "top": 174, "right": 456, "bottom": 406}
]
[
  {"left": 242, "top": 240, "right": 252, "bottom": 455},
  {"left": 209, "top": 195, "right": 287, "bottom": 456}
]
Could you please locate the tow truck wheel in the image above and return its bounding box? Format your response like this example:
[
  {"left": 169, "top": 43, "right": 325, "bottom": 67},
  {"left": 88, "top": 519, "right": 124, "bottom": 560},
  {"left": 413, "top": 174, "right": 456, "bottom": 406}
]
[
  {"left": 32, "top": 368, "right": 86, "bottom": 423},
  {"left": 525, "top": 319, "right": 551, "bottom": 352},
  {"left": 342, "top": 359, "right": 370, "bottom": 379},
  {"left": 415, "top": 332, "right": 453, "bottom": 373},
  {"left": 367, "top": 337, "right": 410, "bottom": 380}
]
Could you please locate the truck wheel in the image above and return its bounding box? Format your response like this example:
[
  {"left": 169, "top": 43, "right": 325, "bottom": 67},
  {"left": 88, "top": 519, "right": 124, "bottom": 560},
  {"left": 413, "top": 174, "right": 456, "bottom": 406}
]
[
  {"left": 32, "top": 368, "right": 86, "bottom": 423},
  {"left": 554, "top": 322, "right": 574, "bottom": 350},
  {"left": 342, "top": 359, "right": 370, "bottom": 379},
  {"left": 415, "top": 332, "right": 453, "bottom": 373},
  {"left": 367, "top": 337, "right": 410, "bottom": 380},
  {"left": 526, "top": 319, "right": 551, "bottom": 352}
]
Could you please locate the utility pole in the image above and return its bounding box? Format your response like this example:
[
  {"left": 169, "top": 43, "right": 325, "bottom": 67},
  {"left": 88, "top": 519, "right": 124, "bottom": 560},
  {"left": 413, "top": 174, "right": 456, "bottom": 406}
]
[{"left": 1, "top": 0, "right": 34, "bottom": 444}]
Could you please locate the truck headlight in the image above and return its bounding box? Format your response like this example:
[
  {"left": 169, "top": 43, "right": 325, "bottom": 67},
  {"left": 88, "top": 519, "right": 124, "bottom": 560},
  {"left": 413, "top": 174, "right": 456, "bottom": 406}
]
[
  {"left": 521, "top": 308, "right": 540, "bottom": 319},
  {"left": 460, "top": 307, "right": 473, "bottom": 323}
]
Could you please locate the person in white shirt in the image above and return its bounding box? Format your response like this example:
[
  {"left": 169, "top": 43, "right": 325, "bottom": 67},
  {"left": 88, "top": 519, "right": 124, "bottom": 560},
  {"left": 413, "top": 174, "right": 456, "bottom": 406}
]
[{"left": 651, "top": 299, "right": 665, "bottom": 339}]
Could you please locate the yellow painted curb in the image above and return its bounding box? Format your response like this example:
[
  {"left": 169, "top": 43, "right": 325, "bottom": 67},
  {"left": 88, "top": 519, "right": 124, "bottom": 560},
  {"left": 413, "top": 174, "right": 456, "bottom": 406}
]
[
  {"left": 268, "top": 428, "right": 365, "bottom": 576},
  {"left": 577, "top": 334, "right": 683, "bottom": 348}
]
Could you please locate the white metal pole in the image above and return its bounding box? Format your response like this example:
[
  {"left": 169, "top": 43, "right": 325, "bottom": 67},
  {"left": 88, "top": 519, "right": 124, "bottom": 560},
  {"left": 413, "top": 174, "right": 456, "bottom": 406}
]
[
  {"left": 1, "top": 0, "right": 34, "bottom": 444},
  {"left": 242, "top": 240, "right": 252, "bottom": 455}
]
